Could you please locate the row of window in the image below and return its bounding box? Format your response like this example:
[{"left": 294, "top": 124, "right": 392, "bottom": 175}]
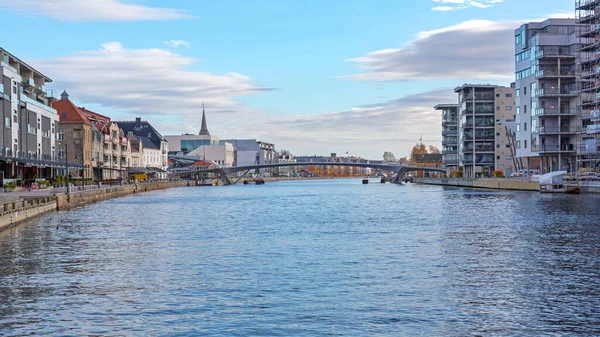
[
  {"left": 515, "top": 49, "right": 531, "bottom": 62},
  {"left": 516, "top": 67, "right": 532, "bottom": 80}
]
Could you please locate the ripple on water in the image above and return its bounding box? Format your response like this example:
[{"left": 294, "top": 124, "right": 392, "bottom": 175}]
[{"left": 0, "top": 180, "right": 599, "bottom": 336}]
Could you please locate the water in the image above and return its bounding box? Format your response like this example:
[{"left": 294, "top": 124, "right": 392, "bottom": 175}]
[{"left": 0, "top": 179, "right": 599, "bottom": 336}]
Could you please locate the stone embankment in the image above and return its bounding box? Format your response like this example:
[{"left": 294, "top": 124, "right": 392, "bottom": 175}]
[
  {"left": 413, "top": 177, "right": 540, "bottom": 191},
  {"left": 0, "top": 181, "right": 188, "bottom": 232}
]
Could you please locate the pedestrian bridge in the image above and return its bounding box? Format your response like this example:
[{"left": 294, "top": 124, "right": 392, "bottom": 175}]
[{"left": 171, "top": 162, "right": 447, "bottom": 185}]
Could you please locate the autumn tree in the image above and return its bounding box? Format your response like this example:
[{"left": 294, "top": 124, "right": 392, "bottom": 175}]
[{"left": 429, "top": 145, "right": 441, "bottom": 154}]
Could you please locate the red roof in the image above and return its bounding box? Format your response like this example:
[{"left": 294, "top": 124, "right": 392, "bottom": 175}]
[
  {"left": 51, "top": 99, "right": 91, "bottom": 124},
  {"left": 191, "top": 160, "right": 212, "bottom": 167},
  {"left": 167, "top": 159, "right": 175, "bottom": 166}
]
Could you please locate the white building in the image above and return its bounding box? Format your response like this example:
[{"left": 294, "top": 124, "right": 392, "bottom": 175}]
[{"left": 187, "top": 143, "right": 234, "bottom": 167}]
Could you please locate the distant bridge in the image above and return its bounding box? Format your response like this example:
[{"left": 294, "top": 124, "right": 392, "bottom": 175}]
[{"left": 171, "top": 162, "right": 447, "bottom": 185}]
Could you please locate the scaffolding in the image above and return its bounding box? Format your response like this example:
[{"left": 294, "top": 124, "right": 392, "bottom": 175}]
[{"left": 576, "top": 0, "right": 600, "bottom": 171}]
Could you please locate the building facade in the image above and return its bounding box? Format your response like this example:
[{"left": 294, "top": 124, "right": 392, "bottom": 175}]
[
  {"left": 435, "top": 104, "right": 459, "bottom": 170},
  {"left": 116, "top": 117, "right": 169, "bottom": 174},
  {"left": 514, "top": 19, "right": 579, "bottom": 173},
  {"left": 0, "top": 47, "right": 62, "bottom": 185},
  {"left": 576, "top": 1, "right": 600, "bottom": 171},
  {"left": 454, "top": 84, "right": 516, "bottom": 178},
  {"left": 53, "top": 92, "right": 94, "bottom": 180}
]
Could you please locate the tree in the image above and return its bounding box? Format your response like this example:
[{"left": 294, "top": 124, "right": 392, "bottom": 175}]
[
  {"left": 410, "top": 143, "right": 428, "bottom": 158},
  {"left": 429, "top": 145, "right": 441, "bottom": 154},
  {"left": 383, "top": 151, "right": 396, "bottom": 161}
]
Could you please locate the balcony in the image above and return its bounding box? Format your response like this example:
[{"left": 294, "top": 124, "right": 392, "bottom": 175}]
[
  {"left": 442, "top": 130, "right": 457, "bottom": 136},
  {"left": 20, "top": 94, "right": 57, "bottom": 114},
  {"left": 535, "top": 126, "right": 577, "bottom": 135},
  {"left": 538, "top": 144, "right": 576, "bottom": 153},
  {"left": 22, "top": 77, "right": 34, "bottom": 88},
  {"left": 46, "top": 89, "right": 60, "bottom": 101},
  {"left": 462, "top": 94, "right": 495, "bottom": 102},
  {"left": 535, "top": 47, "right": 575, "bottom": 59},
  {"left": 442, "top": 139, "right": 458, "bottom": 146},
  {"left": 442, "top": 119, "right": 457, "bottom": 126},
  {"left": 462, "top": 134, "right": 495, "bottom": 140},
  {"left": 534, "top": 108, "right": 578, "bottom": 116},
  {"left": 535, "top": 68, "right": 576, "bottom": 79},
  {"left": 442, "top": 149, "right": 457, "bottom": 155},
  {"left": 0, "top": 61, "right": 17, "bottom": 73},
  {"left": 461, "top": 122, "right": 495, "bottom": 129},
  {"left": 534, "top": 88, "right": 578, "bottom": 97},
  {"left": 464, "top": 145, "right": 495, "bottom": 152}
]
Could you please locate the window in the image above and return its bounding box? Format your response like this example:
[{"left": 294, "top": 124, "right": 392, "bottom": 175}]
[
  {"left": 497, "top": 156, "right": 500, "bottom": 160},
  {"left": 506, "top": 144, "right": 510, "bottom": 148},
  {"left": 497, "top": 106, "right": 500, "bottom": 111},
  {"left": 516, "top": 141, "right": 521, "bottom": 149},
  {"left": 12, "top": 86, "right": 16, "bottom": 94},
  {"left": 506, "top": 106, "right": 513, "bottom": 111},
  {"left": 516, "top": 89, "right": 520, "bottom": 97},
  {"left": 496, "top": 94, "right": 500, "bottom": 97},
  {"left": 517, "top": 124, "right": 520, "bottom": 132},
  {"left": 524, "top": 140, "right": 528, "bottom": 148},
  {"left": 524, "top": 105, "right": 527, "bottom": 114},
  {"left": 505, "top": 93, "right": 513, "bottom": 98},
  {"left": 516, "top": 106, "right": 520, "bottom": 115},
  {"left": 496, "top": 132, "right": 500, "bottom": 136},
  {"left": 496, "top": 144, "right": 500, "bottom": 148},
  {"left": 515, "top": 34, "right": 521, "bottom": 45},
  {"left": 57, "top": 129, "right": 64, "bottom": 140},
  {"left": 4, "top": 116, "right": 10, "bottom": 128},
  {"left": 524, "top": 123, "right": 527, "bottom": 131}
]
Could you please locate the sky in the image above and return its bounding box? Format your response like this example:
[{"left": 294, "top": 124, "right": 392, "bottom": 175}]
[{"left": 0, "top": 0, "right": 574, "bottom": 159}]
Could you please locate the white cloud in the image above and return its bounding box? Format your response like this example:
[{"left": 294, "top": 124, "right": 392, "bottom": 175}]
[
  {"left": 252, "top": 89, "right": 458, "bottom": 158},
  {"left": 34, "top": 42, "right": 272, "bottom": 135},
  {"left": 432, "top": 0, "right": 502, "bottom": 11},
  {"left": 345, "top": 19, "right": 519, "bottom": 81},
  {"left": 164, "top": 40, "right": 191, "bottom": 48},
  {"left": 0, "top": 0, "right": 191, "bottom": 22}
]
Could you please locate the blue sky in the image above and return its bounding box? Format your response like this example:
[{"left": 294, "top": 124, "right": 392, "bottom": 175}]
[{"left": 0, "top": 0, "right": 573, "bottom": 158}]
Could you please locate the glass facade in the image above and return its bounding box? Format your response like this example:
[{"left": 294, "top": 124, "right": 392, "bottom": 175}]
[{"left": 180, "top": 139, "right": 219, "bottom": 154}]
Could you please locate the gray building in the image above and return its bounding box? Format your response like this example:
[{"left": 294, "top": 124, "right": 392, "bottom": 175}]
[
  {"left": 435, "top": 104, "right": 459, "bottom": 169},
  {"left": 454, "top": 84, "right": 516, "bottom": 178},
  {"left": 514, "top": 19, "right": 579, "bottom": 173},
  {"left": 576, "top": 2, "right": 600, "bottom": 171},
  {"left": 1, "top": 47, "right": 63, "bottom": 185}
]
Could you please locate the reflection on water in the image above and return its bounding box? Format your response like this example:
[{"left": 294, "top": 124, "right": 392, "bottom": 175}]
[{"left": 0, "top": 180, "right": 598, "bottom": 336}]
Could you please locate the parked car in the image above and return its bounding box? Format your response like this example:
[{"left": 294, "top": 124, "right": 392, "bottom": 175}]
[{"left": 511, "top": 169, "right": 527, "bottom": 178}]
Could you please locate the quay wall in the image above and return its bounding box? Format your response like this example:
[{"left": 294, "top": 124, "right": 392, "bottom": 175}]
[
  {"left": 0, "top": 198, "right": 57, "bottom": 232},
  {"left": 0, "top": 181, "right": 188, "bottom": 231},
  {"left": 56, "top": 181, "right": 188, "bottom": 210},
  {"left": 414, "top": 177, "right": 540, "bottom": 191}
]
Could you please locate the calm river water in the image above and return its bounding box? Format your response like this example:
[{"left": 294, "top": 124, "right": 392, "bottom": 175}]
[{"left": 0, "top": 179, "right": 599, "bottom": 336}]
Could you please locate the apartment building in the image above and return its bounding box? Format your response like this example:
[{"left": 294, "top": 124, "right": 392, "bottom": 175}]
[
  {"left": 454, "top": 84, "right": 516, "bottom": 178},
  {"left": 434, "top": 104, "right": 459, "bottom": 170},
  {"left": 514, "top": 19, "right": 579, "bottom": 173},
  {"left": 116, "top": 117, "right": 169, "bottom": 175},
  {"left": 0, "top": 47, "right": 63, "bottom": 185},
  {"left": 576, "top": 1, "right": 600, "bottom": 171}
]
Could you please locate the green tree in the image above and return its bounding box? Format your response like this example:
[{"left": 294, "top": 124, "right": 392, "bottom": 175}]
[{"left": 383, "top": 151, "right": 396, "bottom": 161}]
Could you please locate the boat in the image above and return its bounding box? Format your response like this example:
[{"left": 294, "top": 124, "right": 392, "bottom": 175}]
[
  {"left": 243, "top": 180, "right": 249, "bottom": 185},
  {"left": 539, "top": 171, "right": 579, "bottom": 194},
  {"left": 362, "top": 177, "right": 369, "bottom": 184},
  {"left": 255, "top": 178, "right": 265, "bottom": 185}
]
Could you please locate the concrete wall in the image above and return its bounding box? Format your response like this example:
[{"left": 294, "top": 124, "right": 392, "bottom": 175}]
[
  {"left": 56, "top": 180, "right": 188, "bottom": 210},
  {"left": 0, "top": 181, "right": 189, "bottom": 232},
  {"left": 0, "top": 198, "right": 56, "bottom": 232},
  {"left": 414, "top": 177, "right": 540, "bottom": 191}
]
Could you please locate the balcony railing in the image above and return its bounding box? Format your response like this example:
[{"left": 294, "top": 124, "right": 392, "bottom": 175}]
[
  {"left": 442, "top": 119, "right": 457, "bottom": 126},
  {"left": 22, "top": 77, "right": 35, "bottom": 88},
  {"left": 442, "top": 139, "right": 458, "bottom": 146},
  {"left": 534, "top": 88, "right": 578, "bottom": 97},
  {"left": 535, "top": 68, "right": 576, "bottom": 78},
  {"left": 442, "top": 149, "right": 457, "bottom": 155},
  {"left": 533, "top": 108, "right": 578, "bottom": 116},
  {"left": 538, "top": 144, "right": 576, "bottom": 153},
  {"left": 20, "top": 94, "right": 57, "bottom": 114},
  {"left": 0, "top": 61, "right": 17, "bottom": 73},
  {"left": 462, "top": 94, "right": 495, "bottom": 101},
  {"left": 535, "top": 126, "right": 577, "bottom": 134},
  {"left": 442, "top": 130, "right": 457, "bottom": 136},
  {"left": 46, "top": 89, "right": 60, "bottom": 101},
  {"left": 535, "top": 47, "right": 575, "bottom": 59}
]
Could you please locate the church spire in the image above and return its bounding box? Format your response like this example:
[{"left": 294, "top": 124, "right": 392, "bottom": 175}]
[{"left": 199, "top": 103, "right": 210, "bottom": 136}]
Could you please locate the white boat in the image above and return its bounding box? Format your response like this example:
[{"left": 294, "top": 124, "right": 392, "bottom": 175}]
[{"left": 539, "top": 171, "right": 579, "bottom": 194}]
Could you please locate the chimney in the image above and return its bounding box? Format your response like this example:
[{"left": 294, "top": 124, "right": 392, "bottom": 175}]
[{"left": 135, "top": 117, "right": 141, "bottom": 128}]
